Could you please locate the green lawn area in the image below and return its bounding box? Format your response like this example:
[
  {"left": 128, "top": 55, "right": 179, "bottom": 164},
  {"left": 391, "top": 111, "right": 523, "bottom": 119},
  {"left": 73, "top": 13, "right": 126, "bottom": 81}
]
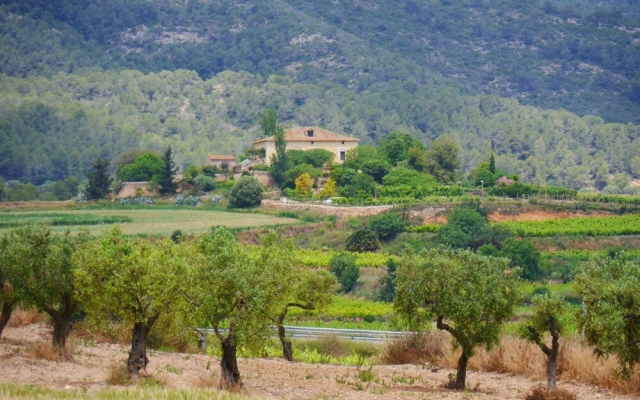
[{"left": 0, "top": 209, "right": 298, "bottom": 236}]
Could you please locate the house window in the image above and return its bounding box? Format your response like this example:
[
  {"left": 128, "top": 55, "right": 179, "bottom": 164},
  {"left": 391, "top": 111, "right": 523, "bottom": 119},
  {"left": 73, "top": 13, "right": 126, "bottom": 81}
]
[
  {"left": 339, "top": 148, "right": 346, "bottom": 161},
  {"left": 311, "top": 141, "right": 314, "bottom": 145},
  {"left": 307, "top": 129, "right": 314, "bottom": 137},
  {"left": 341, "top": 141, "right": 344, "bottom": 144}
]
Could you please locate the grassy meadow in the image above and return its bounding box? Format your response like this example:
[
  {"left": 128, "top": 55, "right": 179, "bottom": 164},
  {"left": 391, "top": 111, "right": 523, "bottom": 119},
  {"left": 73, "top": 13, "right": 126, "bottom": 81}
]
[{"left": 0, "top": 209, "right": 298, "bottom": 236}]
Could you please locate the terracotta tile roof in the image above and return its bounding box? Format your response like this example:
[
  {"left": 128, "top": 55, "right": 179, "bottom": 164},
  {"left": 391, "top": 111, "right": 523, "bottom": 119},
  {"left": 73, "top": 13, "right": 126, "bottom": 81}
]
[
  {"left": 207, "top": 154, "right": 236, "bottom": 161},
  {"left": 253, "top": 127, "right": 359, "bottom": 144}
]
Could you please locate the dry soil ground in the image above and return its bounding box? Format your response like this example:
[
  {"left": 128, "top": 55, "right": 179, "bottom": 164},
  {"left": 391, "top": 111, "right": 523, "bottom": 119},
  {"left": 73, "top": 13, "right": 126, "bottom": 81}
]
[{"left": 0, "top": 324, "right": 635, "bottom": 400}]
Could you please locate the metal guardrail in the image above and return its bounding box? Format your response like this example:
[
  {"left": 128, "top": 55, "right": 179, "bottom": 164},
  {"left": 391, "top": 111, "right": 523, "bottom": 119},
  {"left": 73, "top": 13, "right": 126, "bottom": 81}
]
[{"left": 194, "top": 326, "right": 412, "bottom": 350}]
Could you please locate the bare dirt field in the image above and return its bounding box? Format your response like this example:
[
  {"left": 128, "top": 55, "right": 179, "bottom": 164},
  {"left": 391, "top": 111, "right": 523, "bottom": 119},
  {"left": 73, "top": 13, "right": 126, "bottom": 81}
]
[{"left": 0, "top": 324, "right": 634, "bottom": 400}]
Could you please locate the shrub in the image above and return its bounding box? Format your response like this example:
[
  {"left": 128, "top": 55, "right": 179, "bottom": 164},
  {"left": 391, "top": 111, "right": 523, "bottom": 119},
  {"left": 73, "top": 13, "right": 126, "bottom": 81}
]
[
  {"left": 193, "top": 174, "right": 217, "bottom": 192},
  {"left": 379, "top": 332, "right": 447, "bottom": 365},
  {"left": 367, "top": 212, "right": 409, "bottom": 240},
  {"left": 524, "top": 386, "right": 577, "bottom": 400},
  {"left": 500, "top": 238, "right": 542, "bottom": 281},
  {"left": 377, "top": 258, "right": 397, "bottom": 302},
  {"left": 345, "top": 229, "right": 380, "bottom": 253},
  {"left": 229, "top": 177, "right": 263, "bottom": 208},
  {"left": 330, "top": 253, "right": 360, "bottom": 293},
  {"left": 170, "top": 230, "right": 185, "bottom": 244}
]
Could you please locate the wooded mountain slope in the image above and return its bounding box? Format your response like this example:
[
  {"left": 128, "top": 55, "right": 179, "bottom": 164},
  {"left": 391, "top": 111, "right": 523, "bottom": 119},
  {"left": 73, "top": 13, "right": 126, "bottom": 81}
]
[
  {"left": 2, "top": 0, "right": 640, "bottom": 123},
  {"left": 1, "top": 70, "right": 638, "bottom": 190}
]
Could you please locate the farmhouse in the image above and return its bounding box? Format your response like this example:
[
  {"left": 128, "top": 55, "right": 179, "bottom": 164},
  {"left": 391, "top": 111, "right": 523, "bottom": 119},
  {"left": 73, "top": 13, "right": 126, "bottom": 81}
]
[
  {"left": 253, "top": 127, "right": 359, "bottom": 165},
  {"left": 207, "top": 154, "right": 237, "bottom": 170}
]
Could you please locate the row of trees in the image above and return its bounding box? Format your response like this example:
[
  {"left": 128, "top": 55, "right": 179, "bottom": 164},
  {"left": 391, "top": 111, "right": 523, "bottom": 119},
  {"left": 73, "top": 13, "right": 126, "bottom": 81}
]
[
  {"left": 83, "top": 147, "right": 177, "bottom": 200},
  {"left": 0, "top": 225, "right": 334, "bottom": 389},
  {"left": 2, "top": 223, "right": 640, "bottom": 391}
]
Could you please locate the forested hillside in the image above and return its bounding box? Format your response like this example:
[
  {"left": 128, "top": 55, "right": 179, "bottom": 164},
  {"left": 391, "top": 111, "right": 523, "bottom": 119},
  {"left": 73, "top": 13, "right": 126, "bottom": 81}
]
[
  {"left": 2, "top": 0, "right": 640, "bottom": 123},
  {"left": 2, "top": 69, "right": 639, "bottom": 190},
  {"left": 2, "top": 0, "right": 640, "bottom": 190}
]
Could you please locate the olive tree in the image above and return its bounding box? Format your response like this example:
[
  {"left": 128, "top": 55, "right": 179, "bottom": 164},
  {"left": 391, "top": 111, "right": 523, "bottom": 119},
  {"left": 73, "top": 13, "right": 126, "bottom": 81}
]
[
  {"left": 0, "top": 233, "right": 19, "bottom": 338},
  {"left": 575, "top": 253, "right": 640, "bottom": 379},
  {"left": 6, "top": 226, "right": 83, "bottom": 353},
  {"left": 519, "top": 293, "right": 566, "bottom": 390},
  {"left": 73, "top": 227, "right": 187, "bottom": 375},
  {"left": 275, "top": 267, "right": 335, "bottom": 361},
  {"left": 394, "top": 248, "right": 519, "bottom": 390},
  {"left": 185, "top": 227, "right": 292, "bottom": 389}
]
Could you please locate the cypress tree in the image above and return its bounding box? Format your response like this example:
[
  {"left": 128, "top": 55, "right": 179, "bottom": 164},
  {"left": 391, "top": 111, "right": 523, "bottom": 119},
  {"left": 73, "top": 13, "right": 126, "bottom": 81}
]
[
  {"left": 158, "top": 147, "right": 178, "bottom": 195},
  {"left": 261, "top": 109, "right": 287, "bottom": 186},
  {"left": 84, "top": 158, "right": 112, "bottom": 200},
  {"left": 489, "top": 152, "right": 496, "bottom": 174}
]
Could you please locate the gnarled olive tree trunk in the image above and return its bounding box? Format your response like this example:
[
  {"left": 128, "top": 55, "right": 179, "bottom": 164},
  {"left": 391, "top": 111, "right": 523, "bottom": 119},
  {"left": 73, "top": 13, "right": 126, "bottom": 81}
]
[
  {"left": 542, "top": 317, "right": 560, "bottom": 390},
  {"left": 127, "top": 314, "right": 159, "bottom": 376},
  {"left": 43, "top": 293, "right": 76, "bottom": 353},
  {"left": 0, "top": 300, "right": 16, "bottom": 339},
  {"left": 438, "top": 315, "right": 470, "bottom": 390},
  {"left": 276, "top": 303, "right": 313, "bottom": 361},
  {"left": 218, "top": 329, "right": 242, "bottom": 389}
]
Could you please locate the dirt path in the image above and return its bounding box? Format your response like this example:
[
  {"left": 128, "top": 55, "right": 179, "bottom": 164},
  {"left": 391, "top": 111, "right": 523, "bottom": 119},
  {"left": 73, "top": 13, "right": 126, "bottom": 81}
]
[{"left": 0, "top": 324, "right": 633, "bottom": 399}]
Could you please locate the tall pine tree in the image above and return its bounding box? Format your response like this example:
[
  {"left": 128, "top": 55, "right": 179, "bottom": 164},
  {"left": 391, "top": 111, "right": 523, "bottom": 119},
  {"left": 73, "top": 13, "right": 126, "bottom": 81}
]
[
  {"left": 158, "top": 147, "right": 178, "bottom": 195},
  {"left": 84, "top": 158, "right": 112, "bottom": 200}
]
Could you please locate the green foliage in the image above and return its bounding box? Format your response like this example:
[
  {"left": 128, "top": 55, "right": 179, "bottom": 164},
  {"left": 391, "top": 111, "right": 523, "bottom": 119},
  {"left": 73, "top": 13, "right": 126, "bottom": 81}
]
[
  {"left": 500, "top": 238, "right": 542, "bottom": 281},
  {"left": 394, "top": 248, "right": 519, "bottom": 388},
  {"left": 345, "top": 230, "right": 380, "bottom": 253},
  {"left": 0, "top": 213, "right": 131, "bottom": 228},
  {"left": 366, "top": 212, "right": 409, "bottom": 241},
  {"left": 186, "top": 228, "right": 294, "bottom": 355},
  {"left": 519, "top": 293, "right": 566, "bottom": 345},
  {"left": 229, "top": 177, "right": 263, "bottom": 208},
  {"left": 262, "top": 109, "right": 287, "bottom": 186},
  {"left": 378, "top": 131, "right": 423, "bottom": 166},
  {"left": 170, "top": 230, "right": 185, "bottom": 244},
  {"left": 73, "top": 227, "right": 187, "bottom": 327},
  {"left": 6, "top": 182, "right": 39, "bottom": 201},
  {"left": 377, "top": 258, "right": 397, "bottom": 303},
  {"left": 287, "top": 149, "right": 335, "bottom": 168},
  {"left": 382, "top": 167, "right": 436, "bottom": 187},
  {"left": 157, "top": 147, "right": 178, "bottom": 195},
  {"left": 192, "top": 174, "right": 216, "bottom": 192},
  {"left": 500, "top": 214, "right": 640, "bottom": 237},
  {"left": 116, "top": 152, "right": 163, "bottom": 182},
  {"left": 424, "top": 135, "right": 461, "bottom": 183},
  {"left": 361, "top": 158, "right": 392, "bottom": 184},
  {"left": 338, "top": 173, "right": 377, "bottom": 199},
  {"left": 437, "top": 207, "right": 511, "bottom": 250},
  {"left": 84, "top": 158, "right": 112, "bottom": 201},
  {"left": 575, "top": 253, "right": 640, "bottom": 379},
  {"left": 329, "top": 253, "right": 360, "bottom": 293},
  {"left": 284, "top": 164, "right": 321, "bottom": 188}
]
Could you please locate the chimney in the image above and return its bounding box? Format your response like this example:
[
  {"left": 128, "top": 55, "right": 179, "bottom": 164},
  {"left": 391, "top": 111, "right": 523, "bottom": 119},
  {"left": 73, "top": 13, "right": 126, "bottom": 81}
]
[{"left": 307, "top": 128, "right": 314, "bottom": 138}]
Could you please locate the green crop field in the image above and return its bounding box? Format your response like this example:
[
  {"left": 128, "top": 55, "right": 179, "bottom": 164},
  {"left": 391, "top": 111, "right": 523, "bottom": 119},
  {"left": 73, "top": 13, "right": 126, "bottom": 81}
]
[
  {"left": 498, "top": 214, "right": 640, "bottom": 237},
  {"left": 0, "top": 209, "right": 298, "bottom": 236}
]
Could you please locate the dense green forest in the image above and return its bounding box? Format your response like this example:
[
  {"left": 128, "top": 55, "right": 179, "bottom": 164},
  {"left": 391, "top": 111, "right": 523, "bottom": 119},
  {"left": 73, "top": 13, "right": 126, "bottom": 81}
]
[
  {"left": 2, "top": 0, "right": 640, "bottom": 191},
  {"left": 3, "top": 0, "right": 640, "bottom": 123},
  {"left": 1, "top": 69, "right": 640, "bottom": 191}
]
